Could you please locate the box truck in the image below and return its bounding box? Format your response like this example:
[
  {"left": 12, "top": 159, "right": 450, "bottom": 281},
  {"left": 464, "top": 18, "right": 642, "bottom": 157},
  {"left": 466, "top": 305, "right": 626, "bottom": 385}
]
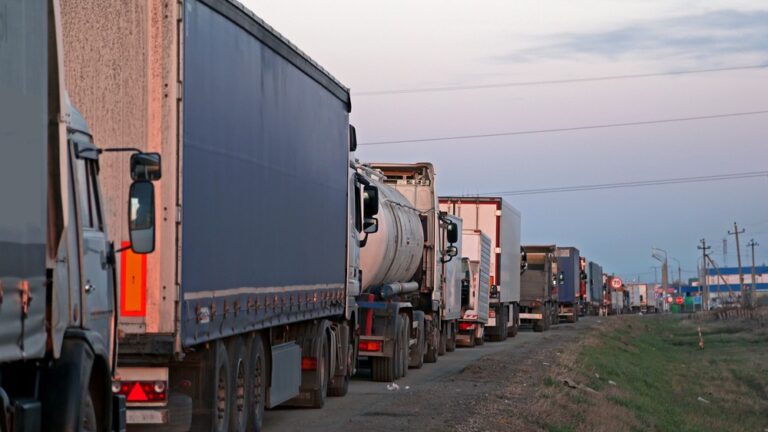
[
  {"left": 456, "top": 231, "right": 492, "bottom": 346},
  {"left": 439, "top": 197, "right": 522, "bottom": 341},
  {"left": 520, "top": 245, "right": 559, "bottom": 332},
  {"left": 61, "top": 0, "right": 371, "bottom": 429},
  {"left": 1, "top": 1, "right": 160, "bottom": 429},
  {"left": 556, "top": 247, "right": 582, "bottom": 323},
  {"left": 355, "top": 163, "right": 460, "bottom": 381}
]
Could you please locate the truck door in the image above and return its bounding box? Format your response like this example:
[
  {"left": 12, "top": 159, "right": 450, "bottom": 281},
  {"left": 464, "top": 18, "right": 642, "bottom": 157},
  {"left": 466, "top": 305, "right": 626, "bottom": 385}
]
[{"left": 75, "top": 156, "right": 115, "bottom": 357}]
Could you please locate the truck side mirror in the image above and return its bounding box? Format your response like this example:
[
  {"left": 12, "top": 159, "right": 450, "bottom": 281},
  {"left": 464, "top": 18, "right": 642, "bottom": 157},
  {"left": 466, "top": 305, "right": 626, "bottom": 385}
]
[
  {"left": 363, "top": 184, "right": 379, "bottom": 217},
  {"left": 349, "top": 125, "right": 358, "bottom": 152},
  {"left": 128, "top": 181, "right": 156, "bottom": 254},
  {"left": 363, "top": 217, "right": 378, "bottom": 234},
  {"left": 130, "top": 152, "right": 162, "bottom": 181},
  {"left": 446, "top": 245, "right": 458, "bottom": 257},
  {"left": 446, "top": 221, "right": 458, "bottom": 244}
]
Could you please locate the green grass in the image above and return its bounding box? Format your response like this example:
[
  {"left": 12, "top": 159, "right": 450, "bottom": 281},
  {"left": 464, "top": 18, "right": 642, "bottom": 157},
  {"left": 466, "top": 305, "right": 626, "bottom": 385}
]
[{"left": 579, "top": 316, "right": 768, "bottom": 432}]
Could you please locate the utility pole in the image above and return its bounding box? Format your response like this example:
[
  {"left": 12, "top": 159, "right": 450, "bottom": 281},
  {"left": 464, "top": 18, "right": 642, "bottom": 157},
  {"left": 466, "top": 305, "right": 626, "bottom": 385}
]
[
  {"left": 698, "top": 239, "right": 711, "bottom": 309},
  {"left": 747, "top": 239, "right": 759, "bottom": 307},
  {"left": 728, "top": 222, "right": 747, "bottom": 306}
]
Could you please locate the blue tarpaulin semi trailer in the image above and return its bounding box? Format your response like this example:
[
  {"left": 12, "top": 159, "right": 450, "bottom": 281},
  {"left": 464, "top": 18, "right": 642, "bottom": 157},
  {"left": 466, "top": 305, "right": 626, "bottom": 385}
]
[
  {"left": 61, "top": 0, "right": 362, "bottom": 430},
  {"left": 556, "top": 247, "right": 581, "bottom": 323}
]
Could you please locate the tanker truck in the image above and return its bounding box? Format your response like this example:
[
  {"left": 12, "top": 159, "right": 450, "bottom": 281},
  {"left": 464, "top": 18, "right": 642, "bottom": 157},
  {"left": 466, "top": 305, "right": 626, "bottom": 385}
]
[
  {"left": 1, "top": 1, "right": 160, "bottom": 429},
  {"left": 355, "top": 163, "right": 460, "bottom": 382},
  {"left": 520, "top": 245, "right": 559, "bottom": 332},
  {"left": 439, "top": 197, "right": 523, "bottom": 341},
  {"left": 60, "top": 0, "right": 371, "bottom": 429},
  {"left": 456, "top": 231, "right": 492, "bottom": 347}
]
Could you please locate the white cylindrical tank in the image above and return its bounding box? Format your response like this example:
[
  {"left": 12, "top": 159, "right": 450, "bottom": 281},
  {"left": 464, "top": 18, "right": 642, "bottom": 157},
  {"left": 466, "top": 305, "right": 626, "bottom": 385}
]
[{"left": 359, "top": 166, "right": 425, "bottom": 290}]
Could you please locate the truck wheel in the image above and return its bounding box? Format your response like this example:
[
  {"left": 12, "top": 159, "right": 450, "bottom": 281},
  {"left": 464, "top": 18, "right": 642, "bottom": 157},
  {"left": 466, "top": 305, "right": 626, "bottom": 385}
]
[
  {"left": 328, "top": 330, "right": 353, "bottom": 397},
  {"left": 446, "top": 323, "right": 457, "bottom": 352},
  {"left": 467, "top": 331, "right": 476, "bottom": 347},
  {"left": 498, "top": 306, "right": 509, "bottom": 341},
  {"left": 398, "top": 314, "right": 410, "bottom": 377},
  {"left": 543, "top": 305, "right": 551, "bottom": 331},
  {"left": 408, "top": 312, "right": 425, "bottom": 369},
  {"left": 474, "top": 325, "right": 485, "bottom": 346},
  {"left": 371, "top": 326, "right": 396, "bottom": 384},
  {"left": 438, "top": 325, "right": 447, "bottom": 356},
  {"left": 228, "top": 337, "right": 248, "bottom": 432},
  {"left": 247, "top": 336, "right": 266, "bottom": 431},
  {"left": 309, "top": 333, "right": 330, "bottom": 408},
  {"left": 212, "top": 341, "right": 231, "bottom": 432},
  {"left": 507, "top": 305, "right": 519, "bottom": 337}
]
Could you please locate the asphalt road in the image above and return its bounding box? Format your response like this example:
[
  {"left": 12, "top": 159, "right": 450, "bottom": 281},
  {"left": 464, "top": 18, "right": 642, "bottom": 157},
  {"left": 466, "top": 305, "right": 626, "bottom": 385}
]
[{"left": 263, "top": 317, "right": 597, "bottom": 431}]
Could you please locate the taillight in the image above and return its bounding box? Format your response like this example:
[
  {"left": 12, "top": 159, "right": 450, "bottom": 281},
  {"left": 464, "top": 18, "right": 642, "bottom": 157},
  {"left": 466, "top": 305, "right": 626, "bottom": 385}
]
[
  {"left": 358, "top": 340, "right": 382, "bottom": 352},
  {"left": 301, "top": 357, "right": 318, "bottom": 371},
  {"left": 458, "top": 322, "right": 475, "bottom": 331},
  {"left": 113, "top": 381, "right": 168, "bottom": 402},
  {"left": 489, "top": 310, "right": 496, "bottom": 318}
]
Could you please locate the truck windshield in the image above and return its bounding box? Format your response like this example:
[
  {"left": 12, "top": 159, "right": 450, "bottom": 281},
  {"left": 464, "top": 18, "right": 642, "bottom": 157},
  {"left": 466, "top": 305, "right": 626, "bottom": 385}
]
[{"left": 0, "top": 0, "right": 48, "bottom": 278}]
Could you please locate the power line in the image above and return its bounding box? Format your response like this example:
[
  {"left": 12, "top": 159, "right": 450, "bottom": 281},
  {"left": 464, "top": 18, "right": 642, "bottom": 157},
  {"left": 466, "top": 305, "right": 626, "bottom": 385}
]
[
  {"left": 467, "top": 171, "right": 768, "bottom": 197},
  {"left": 359, "top": 110, "right": 768, "bottom": 146},
  {"left": 354, "top": 64, "right": 768, "bottom": 96}
]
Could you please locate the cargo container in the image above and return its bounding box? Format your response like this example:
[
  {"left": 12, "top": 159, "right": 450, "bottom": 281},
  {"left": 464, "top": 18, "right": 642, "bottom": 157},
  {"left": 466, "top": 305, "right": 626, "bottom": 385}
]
[
  {"left": 556, "top": 247, "right": 582, "bottom": 322},
  {"left": 587, "top": 261, "right": 604, "bottom": 315},
  {"left": 610, "top": 289, "right": 625, "bottom": 315},
  {"left": 520, "top": 245, "right": 559, "bottom": 332},
  {"left": 456, "top": 230, "right": 492, "bottom": 346},
  {"left": 356, "top": 163, "right": 460, "bottom": 381},
  {"left": 627, "top": 283, "right": 656, "bottom": 313},
  {"left": 440, "top": 197, "right": 522, "bottom": 340},
  {"left": 61, "top": 0, "right": 369, "bottom": 429}
]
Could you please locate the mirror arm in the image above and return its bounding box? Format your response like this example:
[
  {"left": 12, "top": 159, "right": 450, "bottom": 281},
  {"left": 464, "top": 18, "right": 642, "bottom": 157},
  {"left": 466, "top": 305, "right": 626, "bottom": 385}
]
[
  {"left": 359, "top": 232, "right": 369, "bottom": 248},
  {"left": 114, "top": 244, "right": 131, "bottom": 254}
]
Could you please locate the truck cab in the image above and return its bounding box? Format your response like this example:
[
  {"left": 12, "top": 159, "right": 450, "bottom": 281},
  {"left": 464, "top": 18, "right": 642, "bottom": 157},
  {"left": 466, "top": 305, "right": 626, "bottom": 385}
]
[{"left": 0, "top": 1, "right": 159, "bottom": 430}]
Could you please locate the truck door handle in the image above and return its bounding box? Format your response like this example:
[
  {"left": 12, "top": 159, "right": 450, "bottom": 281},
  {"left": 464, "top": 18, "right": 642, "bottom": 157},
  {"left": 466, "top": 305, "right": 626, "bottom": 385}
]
[{"left": 85, "top": 283, "right": 95, "bottom": 293}]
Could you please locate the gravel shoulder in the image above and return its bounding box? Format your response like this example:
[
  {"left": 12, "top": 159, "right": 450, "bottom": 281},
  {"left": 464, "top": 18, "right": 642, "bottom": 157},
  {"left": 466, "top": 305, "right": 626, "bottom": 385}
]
[{"left": 263, "top": 318, "right": 599, "bottom": 431}]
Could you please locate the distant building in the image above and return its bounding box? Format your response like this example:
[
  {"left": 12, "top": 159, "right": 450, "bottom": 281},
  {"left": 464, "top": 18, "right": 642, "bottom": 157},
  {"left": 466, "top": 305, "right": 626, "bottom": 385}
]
[{"left": 685, "top": 266, "right": 768, "bottom": 303}]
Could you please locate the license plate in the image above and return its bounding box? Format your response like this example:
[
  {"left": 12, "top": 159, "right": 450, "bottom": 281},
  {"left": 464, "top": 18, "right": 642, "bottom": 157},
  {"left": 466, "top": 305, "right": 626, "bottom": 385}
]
[
  {"left": 127, "top": 409, "right": 167, "bottom": 424},
  {"left": 488, "top": 317, "right": 496, "bottom": 326}
]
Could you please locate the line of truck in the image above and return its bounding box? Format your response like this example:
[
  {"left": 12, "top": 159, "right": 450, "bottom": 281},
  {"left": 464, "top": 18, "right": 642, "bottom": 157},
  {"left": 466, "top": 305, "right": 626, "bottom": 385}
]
[{"left": 0, "top": 1, "right": 633, "bottom": 431}]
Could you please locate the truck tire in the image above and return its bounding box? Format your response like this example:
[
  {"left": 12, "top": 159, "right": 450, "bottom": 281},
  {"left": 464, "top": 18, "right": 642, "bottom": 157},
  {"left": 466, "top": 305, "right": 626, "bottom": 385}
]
[
  {"left": 247, "top": 336, "right": 266, "bottom": 432},
  {"left": 212, "top": 341, "right": 231, "bottom": 432},
  {"left": 543, "top": 304, "right": 551, "bottom": 331},
  {"left": 398, "top": 314, "right": 410, "bottom": 377},
  {"left": 309, "top": 333, "right": 330, "bottom": 408},
  {"left": 474, "top": 325, "right": 485, "bottom": 346},
  {"left": 371, "top": 329, "right": 396, "bottom": 383},
  {"left": 328, "top": 329, "right": 353, "bottom": 397},
  {"left": 228, "top": 337, "right": 248, "bottom": 432},
  {"left": 409, "top": 312, "right": 425, "bottom": 369},
  {"left": 423, "top": 318, "right": 438, "bottom": 363},
  {"left": 438, "top": 325, "right": 447, "bottom": 356},
  {"left": 507, "top": 304, "right": 519, "bottom": 337},
  {"left": 446, "top": 323, "right": 457, "bottom": 352}
]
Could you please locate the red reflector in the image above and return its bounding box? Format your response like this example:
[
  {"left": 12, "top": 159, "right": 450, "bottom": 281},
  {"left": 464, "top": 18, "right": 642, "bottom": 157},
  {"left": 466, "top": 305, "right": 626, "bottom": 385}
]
[
  {"left": 358, "top": 340, "right": 382, "bottom": 352},
  {"left": 120, "top": 241, "right": 147, "bottom": 317},
  {"left": 458, "top": 322, "right": 475, "bottom": 331},
  {"left": 127, "top": 383, "right": 149, "bottom": 402},
  {"left": 301, "top": 357, "right": 318, "bottom": 371},
  {"left": 489, "top": 310, "right": 496, "bottom": 318}
]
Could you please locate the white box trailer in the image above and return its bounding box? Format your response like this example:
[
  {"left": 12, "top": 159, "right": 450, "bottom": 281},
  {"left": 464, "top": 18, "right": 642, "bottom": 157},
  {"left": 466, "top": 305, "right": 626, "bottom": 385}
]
[
  {"left": 440, "top": 197, "right": 522, "bottom": 341},
  {"left": 456, "top": 230, "right": 491, "bottom": 346}
]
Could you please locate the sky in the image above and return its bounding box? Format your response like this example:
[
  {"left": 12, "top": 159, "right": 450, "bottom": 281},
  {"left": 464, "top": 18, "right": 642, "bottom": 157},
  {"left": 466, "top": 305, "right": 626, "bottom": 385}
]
[{"left": 245, "top": 0, "right": 768, "bottom": 283}]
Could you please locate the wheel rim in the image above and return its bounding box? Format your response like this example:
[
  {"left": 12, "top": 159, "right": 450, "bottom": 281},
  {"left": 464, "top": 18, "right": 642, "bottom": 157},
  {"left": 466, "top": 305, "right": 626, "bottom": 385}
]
[
  {"left": 252, "top": 352, "right": 263, "bottom": 421},
  {"left": 235, "top": 358, "right": 246, "bottom": 427},
  {"left": 216, "top": 364, "right": 227, "bottom": 430}
]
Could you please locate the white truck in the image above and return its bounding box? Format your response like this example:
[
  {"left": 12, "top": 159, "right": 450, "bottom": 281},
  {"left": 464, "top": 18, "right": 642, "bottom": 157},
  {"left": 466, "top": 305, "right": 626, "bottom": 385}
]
[
  {"left": 60, "top": 1, "right": 373, "bottom": 430},
  {"left": 456, "top": 231, "right": 492, "bottom": 347},
  {"left": 440, "top": 197, "right": 523, "bottom": 341},
  {"left": 356, "top": 162, "right": 460, "bottom": 381},
  {"left": 1, "top": 1, "right": 160, "bottom": 429}
]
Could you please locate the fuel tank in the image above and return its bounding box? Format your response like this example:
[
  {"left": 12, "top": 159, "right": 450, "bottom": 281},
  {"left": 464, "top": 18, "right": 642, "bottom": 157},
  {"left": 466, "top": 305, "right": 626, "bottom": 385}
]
[{"left": 358, "top": 165, "right": 425, "bottom": 290}]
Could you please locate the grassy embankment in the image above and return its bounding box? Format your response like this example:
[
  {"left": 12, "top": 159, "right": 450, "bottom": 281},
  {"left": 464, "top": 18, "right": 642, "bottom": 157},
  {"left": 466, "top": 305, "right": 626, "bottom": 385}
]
[{"left": 536, "top": 312, "right": 768, "bottom": 432}]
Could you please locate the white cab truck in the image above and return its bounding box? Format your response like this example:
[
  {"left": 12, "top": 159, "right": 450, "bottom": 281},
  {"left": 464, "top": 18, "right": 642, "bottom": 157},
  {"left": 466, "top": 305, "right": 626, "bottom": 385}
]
[
  {"left": 440, "top": 197, "right": 522, "bottom": 341},
  {"left": 519, "top": 245, "right": 559, "bottom": 332},
  {"left": 356, "top": 163, "right": 460, "bottom": 381},
  {"left": 60, "top": 1, "right": 371, "bottom": 430},
  {"left": 1, "top": 1, "right": 160, "bottom": 430},
  {"left": 456, "top": 231, "right": 492, "bottom": 347}
]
